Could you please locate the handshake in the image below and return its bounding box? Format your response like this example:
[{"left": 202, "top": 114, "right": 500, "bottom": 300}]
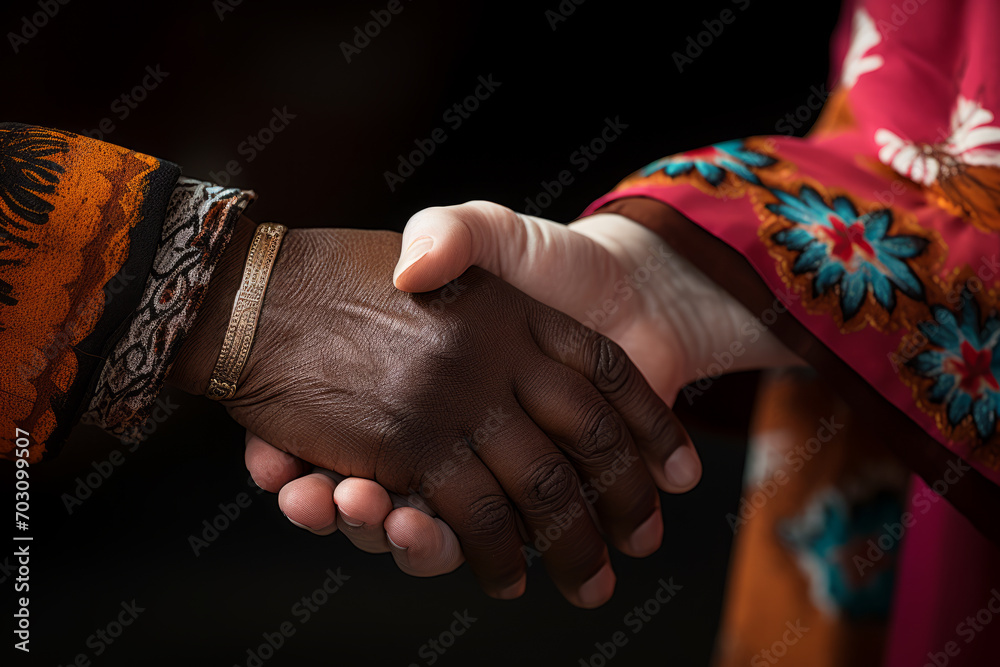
[{"left": 168, "top": 200, "right": 793, "bottom": 608}]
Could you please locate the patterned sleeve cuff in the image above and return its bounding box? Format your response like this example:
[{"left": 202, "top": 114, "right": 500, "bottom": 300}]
[{"left": 81, "top": 177, "right": 255, "bottom": 441}]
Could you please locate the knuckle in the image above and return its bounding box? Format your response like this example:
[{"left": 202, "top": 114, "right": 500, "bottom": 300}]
[
  {"left": 387, "top": 430, "right": 459, "bottom": 494},
  {"left": 645, "top": 406, "right": 683, "bottom": 452},
  {"left": 463, "top": 493, "right": 517, "bottom": 544},
  {"left": 593, "top": 336, "right": 631, "bottom": 393},
  {"left": 519, "top": 454, "right": 580, "bottom": 519},
  {"left": 576, "top": 401, "right": 629, "bottom": 463},
  {"left": 421, "top": 311, "right": 476, "bottom": 360}
]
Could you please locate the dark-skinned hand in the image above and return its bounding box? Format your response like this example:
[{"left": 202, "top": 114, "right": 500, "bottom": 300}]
[{"left": 170, "top": 218, "right": 692, "bottom": 607}]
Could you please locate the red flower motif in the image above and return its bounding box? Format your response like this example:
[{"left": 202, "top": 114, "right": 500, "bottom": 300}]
[
  {"left": 946, "top": 340, "right": 999, "bottom": 394},
  {"left": 820, "top": 215, "right": 874, "bottom": 263}
]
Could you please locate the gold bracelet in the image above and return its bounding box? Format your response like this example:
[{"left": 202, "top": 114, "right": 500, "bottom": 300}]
[{"left": 206, "top": 222, "right": 288, "bottom": 400}]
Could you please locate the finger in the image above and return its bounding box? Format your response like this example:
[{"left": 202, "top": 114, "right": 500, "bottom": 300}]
[
  {"left": 278, "top": 471, "right": 339, "bottom": 536},
  {"left": 384, "top": 507, "right": 466, "bottom": 578},
  {"left": 473, "top": 410, "right": 616, "bottom": 608},
  {"left": 390, "top": 489, "right": 437, "bottom": 515},
  {"left": 529, "top": 310, "right": 701, "bottom": 493},
  {"left": 418, "top": 456, "right": 527, "bottom": 600},
  {"left": 333, "top": 478, "right": 394, "bottom": 554},
  {"left": 245, "top": 431, "right": 309, "bottom": 492},
  {"left": 393, "top": 202, "right": 613, "bottom": 313},
  {"left": 516, "top": 354, "right": 664, "bottom": 557}
]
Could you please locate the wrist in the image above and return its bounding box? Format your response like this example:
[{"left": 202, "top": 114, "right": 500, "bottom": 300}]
[
  {"left": 597, "top": 202, "right": 803, "bottom": 381},
  {"left": 167, "top": 214, "right": 257, "bottom": 395},
  {"left": 569, "top": 213, "right": 712, "bottom": 395},
  {"left": 571, "top": 210, "right": 800, "bottom": 397}
]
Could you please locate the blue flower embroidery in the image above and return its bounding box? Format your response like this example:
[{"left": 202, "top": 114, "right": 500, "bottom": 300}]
[
  {"left": 909, "top": 290, "right": 1000, "bottom": 438},
  {"left": 641, "top": 139, "right": 775, "bottom": 186},
  {"left": 768, "top": 186, "right": 928, "bottom": 321}
]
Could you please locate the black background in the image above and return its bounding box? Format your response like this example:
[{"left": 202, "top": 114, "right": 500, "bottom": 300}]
[{"left": 2, "top": 0, "right": 840, "bottom": 665}]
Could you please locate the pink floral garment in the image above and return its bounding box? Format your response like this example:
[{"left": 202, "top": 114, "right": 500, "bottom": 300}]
[{"left": 583, "top": 0, "right": 1000, "bottom": 664}]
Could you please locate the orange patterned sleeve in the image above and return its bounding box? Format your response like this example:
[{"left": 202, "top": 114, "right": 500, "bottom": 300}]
[{"left": 0, "top": 123, "right": 180, "bottom": 462}]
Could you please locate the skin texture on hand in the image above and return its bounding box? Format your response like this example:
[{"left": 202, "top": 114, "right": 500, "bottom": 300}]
[
  {"left": 393, "top": 201, "right": 799, "bottom": 402},
  {"left": 246, "top": 201, "right": 802, "bottom": 587},
  {"left": 169, "top": 217, "right": 693, "bottom": 607},
  {"left": 243, "top": 202, "right": 800, "bottom": 592}
]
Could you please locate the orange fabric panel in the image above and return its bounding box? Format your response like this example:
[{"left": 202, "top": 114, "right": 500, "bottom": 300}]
[
  {"left": 0, "top": 126, "right": 161, "bottom": 462},
  {"left": 714, "top": 373, "right": 904, "bottom": 667}
]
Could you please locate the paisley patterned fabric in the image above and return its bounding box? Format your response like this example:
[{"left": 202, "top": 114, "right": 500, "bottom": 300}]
[{"left": 82, "top": 178, "right": 253, "bottom": 441}]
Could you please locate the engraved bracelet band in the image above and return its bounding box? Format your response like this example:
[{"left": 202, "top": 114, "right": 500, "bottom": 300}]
[{"left": 206, "top": 221, "right": 287, "bottom": 400}]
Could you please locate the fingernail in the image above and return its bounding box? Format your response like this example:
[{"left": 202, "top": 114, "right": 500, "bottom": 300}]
[
  {"left": 497, "top": 575, "right": 526, "bottom": 600},
  {"left": 627, "top": 512, "right": 663, "bottom": 556},
  {"left": 663, "top": 446, "right": 701, "bottom": 490},
  {"left": 576, "top": 563, "right": 615, "bottom": 608},
  {"left": 395, "top": 236, "right": 434, "bottom": 281},
  {"left": 339, "top": 513, "right": 364, "bottom": 528},
  {"left": 288, "top": 516, "right": 335, "bottom": 535},
  {"left": 387, "top": 533, "right": 408, "bottom": 552}
]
